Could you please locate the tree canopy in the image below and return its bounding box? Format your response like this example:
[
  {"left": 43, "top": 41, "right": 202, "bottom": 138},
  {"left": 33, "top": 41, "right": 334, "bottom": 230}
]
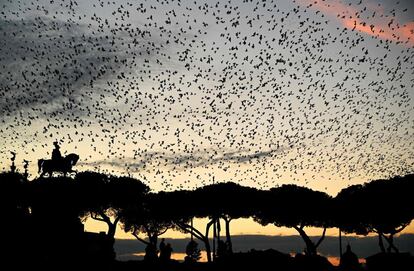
[
  {"left": 1, "top": 171, "right": 413, "bottom": 263},
  {"left": 335, "top": 174, "right": 414, "bottom": 253}
]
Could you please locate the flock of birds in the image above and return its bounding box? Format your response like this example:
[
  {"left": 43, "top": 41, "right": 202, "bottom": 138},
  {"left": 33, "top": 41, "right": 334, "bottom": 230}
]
[{"left": 0, "top": 0, "right": 413, "bottom": 193}]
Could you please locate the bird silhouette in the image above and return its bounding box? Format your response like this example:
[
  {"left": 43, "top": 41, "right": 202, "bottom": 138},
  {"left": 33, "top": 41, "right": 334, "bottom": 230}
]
[{"left": 0, "top": 0, "right": 412, "bottom": 192}]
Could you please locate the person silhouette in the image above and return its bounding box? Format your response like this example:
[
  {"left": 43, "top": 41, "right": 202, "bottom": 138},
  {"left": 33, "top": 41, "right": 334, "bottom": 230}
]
[
  {"left": 159, "top": 239, "right": 173, "bottom": 262},
  {"left": 52, "top": 141, "right": 62, "bottom": 161},
  {"left": 164, "top": 243, "right": 172, "bottom": 261},
  {"left": 159, "top": 238, "right": 166, "bottom": 254}
]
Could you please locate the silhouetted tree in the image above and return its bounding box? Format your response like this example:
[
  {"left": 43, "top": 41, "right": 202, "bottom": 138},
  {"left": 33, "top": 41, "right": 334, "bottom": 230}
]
[
  {"left": 3, "top": 164, "right": 412, "bottom": 267},
  {"left": 120, "top": 192, "right": 172, "bottom": 261},
  {"left": 167, "top": 184, "right": 264, "bottom": 262},
  {"left": 167, "top": 189, "right": 215, "bottom": 262},
  {"left": 336, "top": 174, "right": 414, "bottom": 253},
  {"left": 255, "top": 184, "right": 332, "bottom": 256},
  {"left": 194, "top": 182, "right": 260, "bottom": 255},
  {"left": 76, "top": 172, "right": 149, "bottom": 238},
  {"left": 334, "top": 184, "right": 370, "bottom": 236}
]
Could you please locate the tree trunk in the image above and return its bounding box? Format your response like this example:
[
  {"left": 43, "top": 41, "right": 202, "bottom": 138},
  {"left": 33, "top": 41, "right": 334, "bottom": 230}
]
[
  {"left": 144, "top": 233, "right": 159, "bottom": 262},
  {"left": 205, "top": 220, "right": 214, "bottom": 263},
  {"left": 386, "top": 235, "right": 392, "bottom": 253},
  {"left": 384, "top": 234, "right": 399, "bottom": 253},
  {"left": 149, "top": 234, "right": 158, "bottom": 248},
  {"left": 294, "top": 226, "right": 317, "bottom": 256},
  {"left": 190, "top": 217, "right": 194, "bottom": 242},
  {"left": 175, "top": 220, "right": 214, "bottom": 263},
  {"left": 217, "top": 218, "right": 221, "bottom": 242},
  {"left": 378, "top": 224, "right": 407, "bottom": 254},
  {"left": 92, "top": 211, "right": 119, "bottom": 238},
  {"left": 213, "top": 218, "right": 216, "bottom": 261},
  {"left": 378, "top": 233, "right": 386, "bottom": 253},
  {"left": 315, "top": 227, "right": 327, "bottom": 249},
  {"left": 107, "top": 221, "right": 117, "bottom": 238},
  {"left": 225, "top": 218, "right": 233, "bottom": 253},
  {"left": 339, "top": 228, "right": 343, "bottom": 258}
]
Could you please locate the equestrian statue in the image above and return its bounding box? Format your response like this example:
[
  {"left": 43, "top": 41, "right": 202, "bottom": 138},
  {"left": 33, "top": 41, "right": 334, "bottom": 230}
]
[{"left": 38, "top": 141, "right": 79, "bottom": 177}]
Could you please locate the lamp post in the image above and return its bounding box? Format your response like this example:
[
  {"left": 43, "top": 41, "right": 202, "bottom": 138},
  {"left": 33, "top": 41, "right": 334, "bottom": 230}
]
[
  {"left": 23, "top": 160, "right": 29, "bottom": 180},
  {"left": 339, "top": 227, "right": 343, "bottom": 260},
  {"left": 10, "top": 152, "right": 16, "bottom": 173},
  {"left": 212, "top": 176, "right": 216, "bottom": 261}
]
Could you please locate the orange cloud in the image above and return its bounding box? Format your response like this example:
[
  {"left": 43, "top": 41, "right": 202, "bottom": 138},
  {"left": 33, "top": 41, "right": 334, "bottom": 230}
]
[{"left": 298, "top": 0, "right": 414, "bottom": 46}]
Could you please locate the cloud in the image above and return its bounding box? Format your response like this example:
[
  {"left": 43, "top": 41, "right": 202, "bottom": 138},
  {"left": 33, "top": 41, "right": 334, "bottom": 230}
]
[
  {"left": 0, "top": 16, "right": 168, "bottom": 121},
  {"left": 78, "top": 145, "right": 295, "bottom": 171},
  {"left": 299, "top": 0, "right": 414, "bottom": 46}
]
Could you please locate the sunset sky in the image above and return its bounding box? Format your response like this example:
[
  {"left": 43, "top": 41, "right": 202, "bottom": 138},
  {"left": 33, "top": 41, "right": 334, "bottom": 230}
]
[{"left": 1, "top": 0, "right": 413, "bottom": 238}]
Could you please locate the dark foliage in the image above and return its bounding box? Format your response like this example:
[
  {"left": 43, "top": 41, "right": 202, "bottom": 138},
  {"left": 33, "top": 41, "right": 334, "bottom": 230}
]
[{"left": 0, "top": 171, "right": 412, "bottom": 270}]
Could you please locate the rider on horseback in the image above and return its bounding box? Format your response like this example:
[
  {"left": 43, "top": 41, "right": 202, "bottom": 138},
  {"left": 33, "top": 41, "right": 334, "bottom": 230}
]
[{"left": 52, "top": 141, "right": 62, "bottom": 161}]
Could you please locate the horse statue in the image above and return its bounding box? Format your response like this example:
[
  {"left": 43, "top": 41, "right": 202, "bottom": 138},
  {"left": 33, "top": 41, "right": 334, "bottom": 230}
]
[{"left": 38, "top": 153, "right": 79, "bottom": 177}]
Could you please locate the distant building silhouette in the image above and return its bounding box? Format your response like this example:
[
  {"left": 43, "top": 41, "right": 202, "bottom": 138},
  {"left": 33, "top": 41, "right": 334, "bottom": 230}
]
[{"left": 339, "top": 244, "right": 360, "bottom": 271}]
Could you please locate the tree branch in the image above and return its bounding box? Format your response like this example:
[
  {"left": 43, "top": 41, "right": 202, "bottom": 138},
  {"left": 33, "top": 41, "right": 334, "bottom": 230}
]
[
  {"left": 98, "top": 210, "right": 112, "bottom": 224},
  {"left": 132, "top": 232, "right": 150, "bottom": 245},
  {"left": 205, "top": 219, "right": 215, "bottom": 240},
  {"left": 157, "top": 228, "right": 168, "bottom": 237},
  {"left": 220, "top": 215, "right": 233, "bottom": 223},
  {"left": 143, "top": 225, "right": 150, "bottom": 235},
  {"left": 315, "top": 227, "right": 327, "bottom": 248},
  {"left": 90, "top": 212, "right": 106, "bottom": 222},
  {"left": 176, "top": 222, "right": 204, "bottom": 240},
  {"left": 114, "top": 216, "right": 121, "bottom": 226}
]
